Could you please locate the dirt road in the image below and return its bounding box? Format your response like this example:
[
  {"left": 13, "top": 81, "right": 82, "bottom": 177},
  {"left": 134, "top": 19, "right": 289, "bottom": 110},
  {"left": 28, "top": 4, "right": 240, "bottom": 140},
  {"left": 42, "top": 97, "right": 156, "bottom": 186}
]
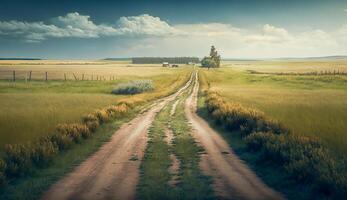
[
  {"left": 41, "top": 73, "right": 194, "bottom": 200},
  {"left": 185, "top": 72, "right": 284, "bottom": 200},
  {"left": 42, "top": 71, "right": 283, "bottom": 200}
]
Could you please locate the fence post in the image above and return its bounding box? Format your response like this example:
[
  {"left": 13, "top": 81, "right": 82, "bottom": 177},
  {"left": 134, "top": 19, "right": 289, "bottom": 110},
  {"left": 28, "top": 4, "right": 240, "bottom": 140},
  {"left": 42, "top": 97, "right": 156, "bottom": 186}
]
[
  {"left": 45, "top": 72, "right": 48, "bottom": 81},
  {"left": 13, "top": 70, "right": 16, "bottom": 82},
  {"left": 91, "top": 75, "right": 93, "bottom": 81},
  {"left": 64, "top": 73, "right": 67, "bottom": 81},
  {"left": 82, "top": 74, "right": 84, "bottom": 81},
  {"left": 29, "top": 71, "right": 32, "bottom": 81},
  {"left": 73, "top": 73, "right": 78, "bottom": 81}
]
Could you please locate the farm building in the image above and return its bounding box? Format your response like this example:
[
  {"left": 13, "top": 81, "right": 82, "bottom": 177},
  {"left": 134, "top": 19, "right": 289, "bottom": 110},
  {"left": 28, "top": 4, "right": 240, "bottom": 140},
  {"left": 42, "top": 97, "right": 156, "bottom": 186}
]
[{"left": 162, "top": 62, "right": 170, "bottom": 67}]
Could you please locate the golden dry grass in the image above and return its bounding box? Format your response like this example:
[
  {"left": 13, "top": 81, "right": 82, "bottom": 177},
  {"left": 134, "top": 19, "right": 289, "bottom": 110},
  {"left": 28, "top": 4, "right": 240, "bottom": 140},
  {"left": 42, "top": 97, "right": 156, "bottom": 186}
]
[{"left": 200, "top": 64, "right": 347, "bottom": 154}]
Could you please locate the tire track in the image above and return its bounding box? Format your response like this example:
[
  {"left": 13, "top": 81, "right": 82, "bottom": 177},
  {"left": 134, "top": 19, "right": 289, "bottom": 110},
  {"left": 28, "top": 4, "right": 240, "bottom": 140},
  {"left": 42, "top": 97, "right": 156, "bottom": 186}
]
[
  {"left": 185, "top": 72, "right": 284, "bottom": 200},
  {"left": 41, "top": 73, "right": 194, "bottom": 200}
]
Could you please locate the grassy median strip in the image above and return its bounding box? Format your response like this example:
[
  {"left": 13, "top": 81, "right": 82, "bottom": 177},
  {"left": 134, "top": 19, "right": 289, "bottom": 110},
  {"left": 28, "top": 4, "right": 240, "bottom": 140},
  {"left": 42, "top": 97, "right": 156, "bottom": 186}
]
[
  {"left": 137, "top": 102, "right": 173, "bottom": 199},
  {"left": 138, "top": 78, "right": 215, "bottom": 200},
  {"left": 170, "top": 89, "right": 215, "bottom": 200}
]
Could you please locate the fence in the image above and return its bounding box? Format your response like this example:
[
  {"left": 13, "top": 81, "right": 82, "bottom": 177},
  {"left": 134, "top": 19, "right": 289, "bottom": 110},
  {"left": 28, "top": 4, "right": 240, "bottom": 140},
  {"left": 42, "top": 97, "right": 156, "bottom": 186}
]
[
  {"left": 0, "top": 70, "right": 118, "bottom": 82},
  {"left": 247, "top": 69, "right": 347, "bottom": 76}
]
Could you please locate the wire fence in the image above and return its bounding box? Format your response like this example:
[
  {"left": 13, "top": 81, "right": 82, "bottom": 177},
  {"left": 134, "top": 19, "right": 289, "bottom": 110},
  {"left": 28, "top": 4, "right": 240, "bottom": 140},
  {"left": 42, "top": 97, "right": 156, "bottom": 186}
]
[{"left": 0, "top": 70, "right": 118, "bottom": 82}]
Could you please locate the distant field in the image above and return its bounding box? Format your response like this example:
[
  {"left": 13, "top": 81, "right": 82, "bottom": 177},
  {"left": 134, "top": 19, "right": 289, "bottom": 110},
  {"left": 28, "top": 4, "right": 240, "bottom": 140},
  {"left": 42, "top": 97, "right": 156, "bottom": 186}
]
[
  {"left": 0, "top": 60, "right": 191, "bottom": 149},
  {"left": 0, "top": 60, "right": 179, "bottom": 81},
  {"left": 223, "top": 60, "right": 347, "bottom": 73},
  {"left": 200, "top": 61, "right": 347, "bottom": 154}
]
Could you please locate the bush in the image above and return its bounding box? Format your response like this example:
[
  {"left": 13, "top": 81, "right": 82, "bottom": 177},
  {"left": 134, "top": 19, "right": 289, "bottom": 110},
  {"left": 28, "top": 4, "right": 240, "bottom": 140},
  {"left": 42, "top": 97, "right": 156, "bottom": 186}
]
[
  {"left": 205, "top": 91, "right": 287, "bottom": 135},
  {"left": 82, "top": 114, "right": 100, "bottom": 132},
  {"left": 49, "top": 132, "right": 74, "bottom": 150},
  {"left": 93, "top": 109, "right": 110, "bottom": 124},
  {"left": 31, "top": 137, "right": 58, "bottom": 166},
  {"left": 3, "top": 144, "right": 32, "bottom": 177},
  {"left": 201, "top": 57, "right": 217, "bottom": 68},
  {"left": 106, "top": 104, "right": 129, "bottom": 117},
  {"left": 0, "top": 159, "right": 6, "bottom": 185},
  {"left": 56, "top": 123, "right": 91, "bottom": 143},
  {"left": 204, "top": 90, "right": 347, "bottom": 198},
  {"left": 245, "top": 132, "right": 347, "bottom": 198},
  {"left": 111, "top": 80, "right": 154, "bottom": 95}
]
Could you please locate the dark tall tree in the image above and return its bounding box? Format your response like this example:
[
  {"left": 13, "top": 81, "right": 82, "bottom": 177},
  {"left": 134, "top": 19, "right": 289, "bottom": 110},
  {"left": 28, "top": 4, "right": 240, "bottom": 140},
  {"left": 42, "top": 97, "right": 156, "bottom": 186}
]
[{"left": 201, "top": 46, "right": 221, "bottom": 69}]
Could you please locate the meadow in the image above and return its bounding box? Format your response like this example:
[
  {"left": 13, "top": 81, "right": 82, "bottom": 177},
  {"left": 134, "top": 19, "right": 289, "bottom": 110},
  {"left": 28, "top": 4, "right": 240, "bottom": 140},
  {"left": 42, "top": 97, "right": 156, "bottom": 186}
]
[
  {"left": 0, "top": 60, "right": 191, "bottom": 149},
  {"left": 200, "top": 60, "right": 347, "bottom": 154}
]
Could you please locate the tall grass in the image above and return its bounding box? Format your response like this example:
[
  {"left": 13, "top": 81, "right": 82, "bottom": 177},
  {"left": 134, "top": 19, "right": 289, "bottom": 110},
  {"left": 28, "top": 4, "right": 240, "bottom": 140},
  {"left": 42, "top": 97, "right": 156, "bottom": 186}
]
[
  {"left": 199, "top": 67, "right": 347, "bottom": 154},
  {"left": 2, "top": 103, "right": 130, "bottom": 181},
  {"left": 0, "top": 68, "right": 193, "bottom": 187},
  {"left": 0, "top": 67, "right": 192, "bottom": 148},
  {"left": 0, "top": 93, "right": 121, "bottom": 148},
  {"left": 201, "top": 81, "right": 347, "bottom": 199}
]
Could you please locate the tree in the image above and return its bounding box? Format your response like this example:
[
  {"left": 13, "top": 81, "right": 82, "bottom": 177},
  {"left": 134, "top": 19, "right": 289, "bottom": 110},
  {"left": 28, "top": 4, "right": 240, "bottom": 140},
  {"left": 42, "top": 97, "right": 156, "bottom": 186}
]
[
  {"left": 201, "top": 46, "right": 221, "bottom": 69},
  {"left": 201, "top": 57, "right": 216, "bottom": 70}
]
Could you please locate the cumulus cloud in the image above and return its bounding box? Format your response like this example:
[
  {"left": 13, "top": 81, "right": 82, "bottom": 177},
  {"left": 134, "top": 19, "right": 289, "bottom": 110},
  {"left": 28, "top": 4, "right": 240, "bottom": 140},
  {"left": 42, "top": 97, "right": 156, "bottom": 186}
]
[
  {"left": 0, "top": 12, "right": 347, "bottom": 58},
  {"left": 117, "top": 14, "right": 179, "bottom": 36},
  {"left": 245, "top": 24, "right": 291, "bottom": 43},
  {"left": 0, "top": 12, "right": 177, "bottom": 42},
  {"left": 54, "top": 12, "right": 118, "bottom": 37}
]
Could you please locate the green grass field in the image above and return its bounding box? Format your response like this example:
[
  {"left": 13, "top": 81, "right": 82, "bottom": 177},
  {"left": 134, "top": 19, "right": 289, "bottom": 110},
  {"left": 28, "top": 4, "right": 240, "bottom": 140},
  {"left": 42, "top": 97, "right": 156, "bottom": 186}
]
[
  {"left": 0, "top": 61, "right": 191, "bottom": 149},
  {"left": 200, "top": 60, "right": 347, "bottom": 154}
]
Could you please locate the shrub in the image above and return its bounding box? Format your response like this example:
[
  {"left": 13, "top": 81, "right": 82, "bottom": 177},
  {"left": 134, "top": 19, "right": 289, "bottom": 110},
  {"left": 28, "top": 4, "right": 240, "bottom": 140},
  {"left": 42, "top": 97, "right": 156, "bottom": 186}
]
[
  {"left": 0, "top": 159, "right": 6, "bottom": 185},
  {"left": 56, "top": 123, "right": 90, "bottom": 143},
  {"left": 204, "top": 90, "right": 347, "bottom": 198},
  {"left": 93, "top": 109, "right": 110, "bottom": 124},
  {"left": 111, "top": 79, "right": 154, "bottom": 95},
  {"left": 3, "top": 144, "right": 32, "bottom": 177},
  {"left": 244, "top": 132, "right": 347, "bottom": 198},
  {"left": 31, "top": 137, "right": 58, "bottom": 166},
  {"left": 49, "top": 132, "right": 73, "bottom": 150},
  {"left": 82, "top": 114, "right": 100, "bottom": 132},
  {"left": 201, "top": 57, "right": 217, "bottom": 68},
  {"left": 106, "top": 104, "right": 129, "bottom": 117},
  {"left": 205, "top": 91, "right": 287, "bottom": 136}
]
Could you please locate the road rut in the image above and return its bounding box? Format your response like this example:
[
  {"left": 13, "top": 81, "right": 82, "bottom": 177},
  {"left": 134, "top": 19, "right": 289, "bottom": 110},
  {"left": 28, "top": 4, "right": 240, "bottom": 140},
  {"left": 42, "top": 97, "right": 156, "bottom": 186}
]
[
  {"left": 41, "top": 73, "right": 194, "bottom": 200},
  {"left": 185, "top": 72, "right": 284, "bottom": 200}
]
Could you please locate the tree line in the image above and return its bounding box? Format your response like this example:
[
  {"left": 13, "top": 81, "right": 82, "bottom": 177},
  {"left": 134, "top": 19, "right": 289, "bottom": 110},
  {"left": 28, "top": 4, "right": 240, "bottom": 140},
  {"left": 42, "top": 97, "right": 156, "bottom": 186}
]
[{"left": 132, "top": 57, "right": 200, "bottom": 64}]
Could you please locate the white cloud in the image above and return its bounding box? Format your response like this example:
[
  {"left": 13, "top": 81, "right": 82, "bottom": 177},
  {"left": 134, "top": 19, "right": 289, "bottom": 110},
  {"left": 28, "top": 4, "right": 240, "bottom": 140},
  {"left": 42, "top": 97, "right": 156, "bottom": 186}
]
[
  {"left": 174, "top": 23, "right": 241, "bottom": 37},
  {"left": 117, "top": 14, "right": 179, "bottom": 36},
  {"left": 1, "top": 12, "right": 347, "bottom": 57},
  {"left": 54, "top": 12, "right": 118, "bottom": 38},
  {"left": 0, "top": 20, "right": 68, "bottom": 42},
  {"left": 245, "top": 24, "right": 291, "bottom": 43},
  {"left": 0, "top": 13, "right": 176, "bottom": 42}
]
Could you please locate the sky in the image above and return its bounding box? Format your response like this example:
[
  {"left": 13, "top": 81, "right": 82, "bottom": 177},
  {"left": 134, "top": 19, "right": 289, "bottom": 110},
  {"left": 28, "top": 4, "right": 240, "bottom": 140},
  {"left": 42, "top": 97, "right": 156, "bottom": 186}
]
[{"left": 0, "top": 0, "right": 347, "bottom": 59}]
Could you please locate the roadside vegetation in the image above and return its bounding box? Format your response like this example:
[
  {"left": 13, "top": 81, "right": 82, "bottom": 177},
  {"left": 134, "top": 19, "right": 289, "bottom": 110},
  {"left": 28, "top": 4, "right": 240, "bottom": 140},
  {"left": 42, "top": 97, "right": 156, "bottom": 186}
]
[
  {"left": 199, "top": 66, "right": 347, "bottom": 154},
  {"left": 198, "top": 67, "right": 347, "bottom": 199},
  {"left": 0, "top": 66, "right": 191, "bottom": 148},
  {"left": 0, "top": 62, "right": 192, "bottom": 199}
]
